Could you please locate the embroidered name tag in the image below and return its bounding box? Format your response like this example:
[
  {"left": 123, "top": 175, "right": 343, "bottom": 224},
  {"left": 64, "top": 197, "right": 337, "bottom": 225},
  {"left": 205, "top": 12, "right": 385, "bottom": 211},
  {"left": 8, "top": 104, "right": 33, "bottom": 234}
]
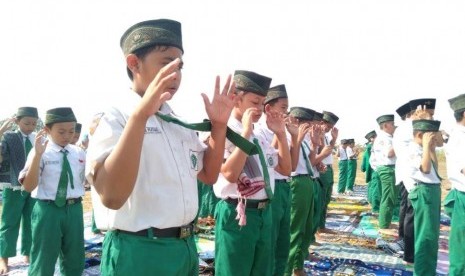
[
  {"left": 145, "top": 127, "right": 161, "bottom": 134},
  {"left": 44, "top": 160, "right": 59, "bottom": 165}
]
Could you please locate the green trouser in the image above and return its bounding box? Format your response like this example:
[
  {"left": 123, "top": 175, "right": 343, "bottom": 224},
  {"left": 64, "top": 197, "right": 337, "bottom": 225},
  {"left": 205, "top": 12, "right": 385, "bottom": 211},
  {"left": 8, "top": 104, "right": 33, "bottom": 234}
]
[
  {"left": 369, "top": 171, "right": 382, "bottom": 212},
  {"left": 197, "top": 180, "right": 219, "bottom": 219},
  {"left": 29, "top": 200, "right": 84, "bottom": 276},
  {"left": 408, "top": 184, "right": 440, "bottom": 276},
  {"left": 286, "top": 175, "right": 314, "bottom": 275},
  {"left": 0, "top": 188, "right": 36, "bottom": 257},
  {"left": 377, "top": 166, "right": 397, "bottom": 228},
  {"left": 337, "top": 160, "right": 348, "bottom": 193},
  {"left": 271, "top": 179, "right": 291, "bottom": 276},
  {"left": 310, "top": 179, "right": 322, "bottom": 242},
  {"left": 214, "top": 199, "right": 272, "bottom": 276},
  {"left": 101, "top": 230, "right": 197, "bottom": 276},
  {"left": 444, "top": 189, "right": 465, "bottom": 276},
  {"left": 318, "top": 167, "right": 334, "bottom": 229},
  {"left": 346, "top": 159, "right": 357, "bottom": 191}
]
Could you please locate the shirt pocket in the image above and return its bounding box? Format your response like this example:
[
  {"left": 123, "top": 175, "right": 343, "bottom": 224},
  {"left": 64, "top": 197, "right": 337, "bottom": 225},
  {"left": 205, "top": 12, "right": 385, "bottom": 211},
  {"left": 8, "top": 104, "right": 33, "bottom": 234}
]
[{"left": 182, "top": 140, "right": 205, "bottom": 178}]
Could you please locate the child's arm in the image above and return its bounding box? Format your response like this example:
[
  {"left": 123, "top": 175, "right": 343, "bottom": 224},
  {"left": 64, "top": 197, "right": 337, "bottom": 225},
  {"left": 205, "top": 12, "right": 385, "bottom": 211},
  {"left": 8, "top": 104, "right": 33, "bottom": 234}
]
[
  {"left": 289, "top": 123, "right": 309, "bottom": 172},
  {"left": 221, "top": 108, "right": 255, "bottom": 183},
  {"left": 93, "top": 59, "right": 181, "bottom": 210},
  {"left": 198, "top": 76, "right": 238, "bottom": 184},
  {"left": 22, "top": 129, "right": 48, "bottom": 192},
  {"left": 419, "top": 132, "right": 435, "bottom": 174},
  {"left": 0, "top": 117, "right": 15, "bottom": 163}
]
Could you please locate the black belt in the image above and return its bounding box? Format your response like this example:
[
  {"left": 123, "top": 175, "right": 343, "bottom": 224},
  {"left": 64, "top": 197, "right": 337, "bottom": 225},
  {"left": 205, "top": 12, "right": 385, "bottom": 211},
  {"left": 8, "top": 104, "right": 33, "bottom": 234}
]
[
  {"left": 224, "top": 198, "right": 269, "bottom": 209},
  {"left": 117, "top": 224, "right": 194, "bottom": 239},
  {"left": 325, "top": 164, "right": 332, "bottom": 168},
  {"left": 39, "top": 197, "right": 82, "bottom": 205},
  {"left": 292, "top": 174, "right": 312, "bottom": 178}
]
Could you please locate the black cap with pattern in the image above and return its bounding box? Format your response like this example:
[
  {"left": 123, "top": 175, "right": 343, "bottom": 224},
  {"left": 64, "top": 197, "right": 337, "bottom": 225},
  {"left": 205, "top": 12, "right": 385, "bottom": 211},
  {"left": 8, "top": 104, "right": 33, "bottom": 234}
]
[
  {"left": 448, "top": 93, "right": 465, "bottom": 112},
  {"left": 75, "top": 123, "right": 82, "bottom": 133},
  {"left": 120, "top": 19, "right": 183, "bottom": 55},
  {"left": 412, "top": 119, "right": 441, "bottom": 132},
  {"left": 409, "top": 98, "right": 436, "bottom": 111},
  {"left": 365, "top": 130, "right": 377, "bottom": 140},
  {"left": 16, "top": 107, "right": 38, "bottom": 119},
  {"left": 396, "top": 102, "right": 411, "bottom": 118},
  {"left": 322, "top": 111, "right": 339, "bottom": 125},
  {"left": 313, "top": 111, "right": 323, "bottom": 121},
  {"left": 376, "top": 114, "right": 395, "bottom": 124},
  {"left": 289, "top": 107, "right": 314, "bottom": 121},
  {"left": 45, "top": 107, "right": 77, "bottom": 125},
  {"left": 234, "top": 70, "right": 272, "bottom": 96},
  {"left": 264, "top": 84, "right": 288, "bottom": 104}
]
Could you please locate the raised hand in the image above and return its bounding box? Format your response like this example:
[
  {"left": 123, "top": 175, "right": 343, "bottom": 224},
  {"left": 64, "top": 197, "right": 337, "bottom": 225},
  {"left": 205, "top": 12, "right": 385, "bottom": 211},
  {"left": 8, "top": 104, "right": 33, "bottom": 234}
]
[
  {"left": 138, "top": 58, "right": 182, "bottom": 118},
  {"left": 331, "top": 127, "right": 339, "bottom": 141},
  {"left": 202, "top": 75, "right": 238, "bottom": 126},
  {"left": 285, "top": 117, "right": 299, "bottom": 137},
  {"left": 0, "top": 117, "right": 15, "bottom": 135},
  {"left": 34, "top": 129, "right": 48, "bottom": 155},
  {"left": 266, "top": 110, "right": 286, "bottom": 135},
  {"left": 309, "top": 125, "right": 322, "bottom": 147},
  {"left": 242, "top": 108, "right": 260, "bottom": 138},
  {"left": 297, "top": 123, "right": 310, "bottom": 144}
]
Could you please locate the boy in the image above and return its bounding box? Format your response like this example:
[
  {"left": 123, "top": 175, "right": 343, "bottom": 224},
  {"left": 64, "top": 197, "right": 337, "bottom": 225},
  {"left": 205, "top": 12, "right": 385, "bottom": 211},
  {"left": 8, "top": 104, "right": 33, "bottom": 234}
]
[
  {"left": 20, "top": 107, "right": 86, "bottom": 276},
  {"left": 371, "top": 114, "right": 397, "bottom": 230},
  {"left": 86, "top": 19, "right": 237, "bottom": 275},
  {"left": 214, "top": 71, "right": 291, "bottom": 276},
  {"left": 444, "top": 93, "right": 465, "bottom": 276},
  {"left": 71, "top": 123, "right": 82, "bottom": 145},
  {"left": 406, "top": 119, "right": 442, "bottom": 276},
  {"left": 255, "top": 84, "right": 293, "bottom": 275},
  {"left": 336, "top": 139, "right": 349, "bottom": 194},
  {"left": 286, "top": 107, "right": 318, "bottom": 276},
  {"left": 361, "top": 130, "right": 378, "bottom": 210},
  {"left": 318, "top": 111, "right": 339, "bottom": 231},
  {"left": 0, "top": 107, "right": 38, "bottom": 274},
  {"left": 345, "top": 138, "right": 358, "bottom": 195}
]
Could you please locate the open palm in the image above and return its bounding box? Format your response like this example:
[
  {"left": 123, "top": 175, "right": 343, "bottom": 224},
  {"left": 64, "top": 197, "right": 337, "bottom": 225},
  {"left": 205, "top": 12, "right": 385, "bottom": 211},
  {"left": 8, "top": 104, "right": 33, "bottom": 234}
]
[{"left": 202, "top": 75, "right": 238, "bottom": 126}]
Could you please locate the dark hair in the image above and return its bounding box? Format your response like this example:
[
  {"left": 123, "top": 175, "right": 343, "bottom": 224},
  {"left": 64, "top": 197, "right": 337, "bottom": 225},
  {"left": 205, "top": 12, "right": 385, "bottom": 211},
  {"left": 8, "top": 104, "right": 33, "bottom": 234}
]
[
  {"left": 263, "top": 98, "right": 280, "bottom": 112},
  {"left": 126, "top": 45, "right": 170, "bottom": 81},
  {"left": 453, "top": 108, "right": 465, "bottom": 122}
]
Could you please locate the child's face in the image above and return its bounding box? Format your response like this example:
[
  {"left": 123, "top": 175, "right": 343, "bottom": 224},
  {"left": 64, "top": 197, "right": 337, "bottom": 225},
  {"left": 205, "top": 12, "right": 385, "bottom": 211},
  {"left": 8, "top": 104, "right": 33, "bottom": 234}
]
[
  {"left": 137, "top": 47, "right": 183, "bottom": 98},
  {"left": 71, "top": 132, "right": 81, "bottom": 145},
  {"left": 267, "top": 98, "right": 289, "bottom": 116},
  {"left": 383, "top": 121, "right": 396, "bottom": 135},
  {"left": 46, "top": 122, "right": 76, "bottom": 147},
  {"left": 16, "top": 116, "right": 38, "bottom": 135},
  {"left": 236, "top": 92, "right": 265, "bottom": 123}
]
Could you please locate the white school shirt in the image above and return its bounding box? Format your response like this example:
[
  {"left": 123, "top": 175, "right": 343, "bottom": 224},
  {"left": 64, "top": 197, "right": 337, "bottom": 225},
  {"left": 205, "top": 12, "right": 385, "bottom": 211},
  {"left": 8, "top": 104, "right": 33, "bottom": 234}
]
[
  {"left": 213, "top": 117, "right": 278, "bottom": 200},
  {"left": 19, "top": 141, "right": 86, "bottom": 200},
  {"left": 405, "top": 143, "right": 441, "bottom": 186},
  {"left": 254, "top": 120, "right": 290, "bottom": 181},
  {"left": 393, "top": 119, "right": 416, "bottom": 191},
  {"left": 322, "top": 133, "right": 334, "bottom": 166},
  {"left": 292, "top": 139, "right": 314, "bottom": 176},
  {"left": 338, "top": 145, "right": 348, "bottom": 161},
  {"left": 85, "top": 91, "right": 206, "bottom": 231},
  {"left": 372, "top": 130, "right": 396, "bottom": 166},
  {"left": 445, "top": 124, "right": 465, "bottom": 192}
]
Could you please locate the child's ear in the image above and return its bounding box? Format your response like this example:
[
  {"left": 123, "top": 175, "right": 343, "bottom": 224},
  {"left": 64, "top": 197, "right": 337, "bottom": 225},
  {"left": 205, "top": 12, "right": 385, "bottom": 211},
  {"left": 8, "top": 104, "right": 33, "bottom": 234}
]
[
  {"left": 264, "top": 104, "right": 272, "bottom": 113},
  {"left": 126, "top": 54, "right": 139, "bottom": 74}
]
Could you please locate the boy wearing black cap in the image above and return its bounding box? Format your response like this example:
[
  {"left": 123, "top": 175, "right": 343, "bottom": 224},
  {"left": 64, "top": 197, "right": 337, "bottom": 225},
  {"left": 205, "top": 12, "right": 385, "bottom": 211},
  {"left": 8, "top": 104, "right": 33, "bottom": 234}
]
[
  {"left": 214, "top": 70, "right": 291, "bottom": 276},
  {"left": 336, "top": 139, "right": 349, "bottom": 194},
  {"left": 318, "top": 111, "right": 339, "bottom": 231},
  {"left": 86, "top": 19, "right": 237, "bottom": 275},
  {"left": 0, "top": 107, "right": 39, "bottom": 273},
  {"left": 20, "top": 107, "right": 86, "bottom": 276},
  {"left": 372, "top": 114, "right": 397, "bottom": 230},
  {"left": 406, "top": 119, "right": 442, "bottom": 276},
  {"left": 255, "top": 84, "right": 293, "bottom": 275},
  {"left": 362, "top": 131, "right": 377, "bottom": 209},
  {"left": 71, "top": 123, "right": 82, "bottom": 145},
  {"left": 444, "top": 93, "right": 465, "bottom": 276}
]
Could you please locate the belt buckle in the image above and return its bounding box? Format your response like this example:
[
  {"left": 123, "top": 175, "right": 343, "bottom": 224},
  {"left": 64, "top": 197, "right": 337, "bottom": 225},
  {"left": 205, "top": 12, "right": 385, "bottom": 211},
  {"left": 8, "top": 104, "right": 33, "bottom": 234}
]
[
  {"left": 179, "top": 225, "right": 192, "bottom": 239},
  {"left": 257, "top": 201, "right": 267, "bottom": 209},
  {"left": 67, "top": 199, "right": 75, "bottom": 205}
]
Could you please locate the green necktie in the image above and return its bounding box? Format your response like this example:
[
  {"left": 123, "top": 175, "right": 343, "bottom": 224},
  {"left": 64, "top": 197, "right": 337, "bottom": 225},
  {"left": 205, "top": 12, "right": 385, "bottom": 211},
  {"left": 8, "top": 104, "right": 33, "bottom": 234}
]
[
  {"left": 55, "top": 150, "right": 74, "bottom": 207},
  {"left": 301, "top": 141, "right": 314, "bottom": 177},
  {"left": 252, "top": 138, "right": 273, "bottom": 200},
  {"left": 156, "top": 112, "right": 258, "bottom": 156},
  {"left": 24, "top": 136, "right": 33, "bottom": 156}
]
